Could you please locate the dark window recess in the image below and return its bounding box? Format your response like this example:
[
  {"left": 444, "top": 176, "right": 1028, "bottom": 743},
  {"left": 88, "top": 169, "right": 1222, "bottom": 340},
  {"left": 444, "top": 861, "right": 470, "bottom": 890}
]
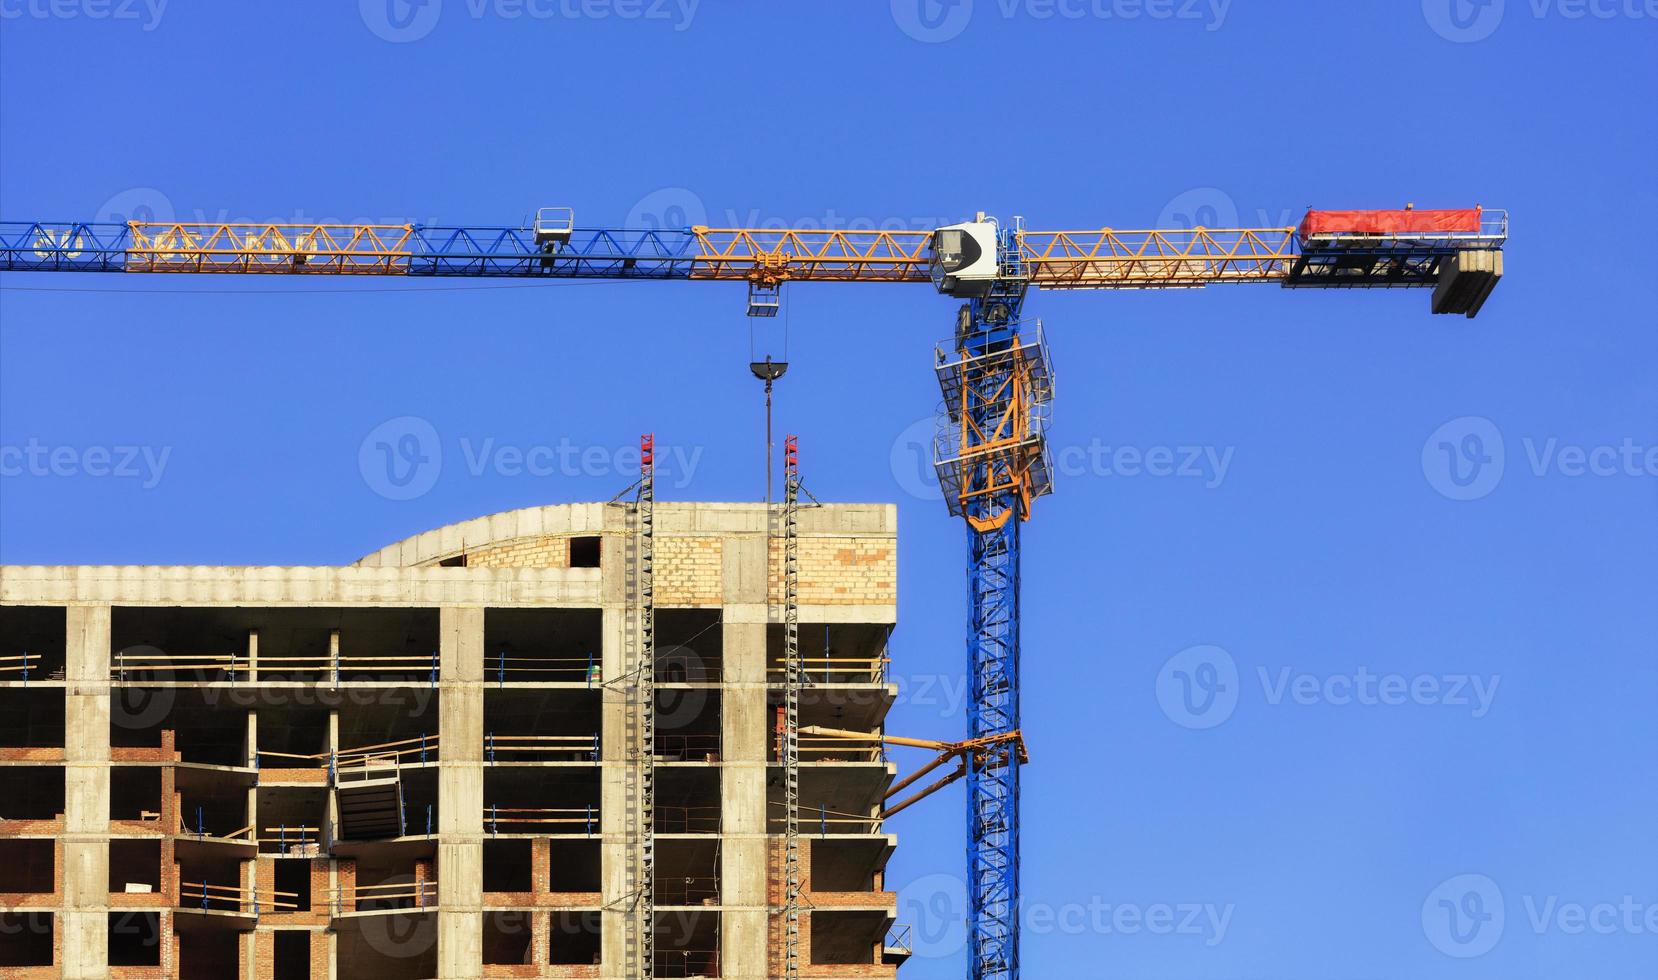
[
  {"left": 0, "top": 913, "right": 53, "bottom": 967},
  {"left": 569, "top": 536, "right": 601, "bottom": 568},
  {"left": 273, "top": 930, "right": 310, "bottom": 980},
  {"left": 274, "top": 860, "right": 312, "bottom": 913},
  {"left": 483, "top": 911, "right": 534, "bottom": 965},
  {"left": 109, "top": 838, "right": 161, "bottom": 894},
  {"left": 108, "top": 911, "right": 162, "bottom": 966},
  {"left": 0, "top": 839, "right": 55, "bottom": 894},
  {"left": 439, "top": 554, "right": 468, "bottom": 567},
  {"left": 483, "top": 840, "right": 533, "bottom": 893},
  {"left": 548, "top": 840, "right": 601, "bottom": 892},
  {"left": 548, "top": 911, "right": 602, "bottom": 965}
]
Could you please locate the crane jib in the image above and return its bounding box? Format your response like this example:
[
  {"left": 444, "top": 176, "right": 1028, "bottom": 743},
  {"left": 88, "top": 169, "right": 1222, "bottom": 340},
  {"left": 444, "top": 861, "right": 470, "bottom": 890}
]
[{"left": 0, "top": 210, "right": 1504, "bottom": 301}]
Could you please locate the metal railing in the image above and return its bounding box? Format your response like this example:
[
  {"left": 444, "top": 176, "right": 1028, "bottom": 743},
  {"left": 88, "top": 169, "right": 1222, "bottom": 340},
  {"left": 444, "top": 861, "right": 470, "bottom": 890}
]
[
  {"left": 654, "top": 806, "right": 720, "bottom": 834},
  {"left": 766, "top": 655, "right": 888, "bottom": 685},
  {"left": 113, "top": 649, "right": 438, "bottom": 685},
  {"left": 654, "top": 875, "right": 720, "bottom": 906},
  {"left": 655, "top": 949, "right": 720, "bottom": 978},
  {"left": 653, "top": 734, "right": 720, "bottom": 761},
  {"left": 333, "top": 879, "right": 437, "bottom": 913},
  {"left": 485, "top": 805, "right": 598, "bottom": 837},
  {"left": 181, "top": 881, "right": 298, "bottom": 914},
  {"left": 491, "top": 650, "right": 602, "bottom": 685},
  {"left": 486, "top": 732, "right": 598, "bottom": 763},
  {"left": 885, "top": 924, "right": 913, "bottom": 955}
]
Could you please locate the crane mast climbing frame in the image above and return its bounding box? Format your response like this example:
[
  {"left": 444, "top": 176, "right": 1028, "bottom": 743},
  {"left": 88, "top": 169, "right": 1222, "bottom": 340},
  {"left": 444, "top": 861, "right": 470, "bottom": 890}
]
[{"left": 0, "top": 203, "right": 1507, "bottom": 980}]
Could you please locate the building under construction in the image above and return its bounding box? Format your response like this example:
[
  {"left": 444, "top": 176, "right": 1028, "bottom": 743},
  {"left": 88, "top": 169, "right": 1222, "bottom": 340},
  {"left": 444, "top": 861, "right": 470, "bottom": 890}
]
[{"left": 0, "top": 499, "right": 912, "bottom": 979}]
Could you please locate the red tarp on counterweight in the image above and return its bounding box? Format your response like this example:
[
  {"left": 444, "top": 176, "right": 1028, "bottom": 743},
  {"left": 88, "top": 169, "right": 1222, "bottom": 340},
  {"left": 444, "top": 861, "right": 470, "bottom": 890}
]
[{"left": 1299, "top": 208, "right": 1481, "bottom": 238}]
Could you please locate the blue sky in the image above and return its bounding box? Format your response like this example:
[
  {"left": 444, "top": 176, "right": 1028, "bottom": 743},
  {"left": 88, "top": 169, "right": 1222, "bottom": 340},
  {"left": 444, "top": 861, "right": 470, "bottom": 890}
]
[{"left": 2, "top": 2, "right": 1655, "bottom": 977}]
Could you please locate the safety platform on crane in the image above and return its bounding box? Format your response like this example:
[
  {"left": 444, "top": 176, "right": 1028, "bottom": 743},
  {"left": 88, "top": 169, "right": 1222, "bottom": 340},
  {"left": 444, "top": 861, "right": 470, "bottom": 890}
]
[
  {"left": 533, "top": 207, "right": 574, "bottom": 251},
  {"left": 931, "top": 323, "right": 1055, "bottom": 521}
]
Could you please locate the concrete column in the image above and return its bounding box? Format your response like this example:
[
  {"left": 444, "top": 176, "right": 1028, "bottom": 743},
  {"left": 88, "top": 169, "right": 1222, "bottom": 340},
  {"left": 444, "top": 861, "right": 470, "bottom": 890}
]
[
  {"left": 63, "top": 603, "right": 111, "bottom": 979},
  {"left": 598, "top": 602, "right": 629, "bottom": 979},
  {"left": 722, "top": 533, "right": 771, "bottom": 980},
  {"left": 438, "top": 606, "right": 485, "bottom": 979}
]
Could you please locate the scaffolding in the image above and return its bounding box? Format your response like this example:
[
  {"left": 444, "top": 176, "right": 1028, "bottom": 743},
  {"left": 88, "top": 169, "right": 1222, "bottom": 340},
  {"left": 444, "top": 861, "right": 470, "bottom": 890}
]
[
  {"left": 780, "top": 434, "right": 804, "bottom": 980},
  {"left": 624, "top": 433, "right": 658, "bottom": 979}
]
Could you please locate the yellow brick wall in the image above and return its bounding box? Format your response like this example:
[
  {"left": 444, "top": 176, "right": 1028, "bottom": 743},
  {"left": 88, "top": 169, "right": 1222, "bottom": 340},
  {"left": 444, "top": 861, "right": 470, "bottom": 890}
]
[
  {"left": 657, "top": 537, "right": 723, "bottom": 606},
  {"left": 770, "top": 537, "right": 896, "bottom": 605},
  {"left": 434, "top": 531, "right": 894, "bottom": 606},
  {"left": 463, "top": 535, "right": 572, "bottom": 569}
]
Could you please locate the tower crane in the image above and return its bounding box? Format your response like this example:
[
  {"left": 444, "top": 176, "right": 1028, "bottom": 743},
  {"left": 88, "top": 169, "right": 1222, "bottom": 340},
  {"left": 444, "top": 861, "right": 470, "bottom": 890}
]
[{"left": 0, "top": 203, "right": 1507, "bottom": 980}]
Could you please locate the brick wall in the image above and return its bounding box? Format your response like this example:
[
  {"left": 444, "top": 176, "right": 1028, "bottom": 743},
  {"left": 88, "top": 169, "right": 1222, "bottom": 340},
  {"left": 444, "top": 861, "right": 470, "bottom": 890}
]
[
  {"left": 770, "top": 537, "right": 896, "bottom": 605},
  {"left": 465, "top": 535, "right": 572, "bottom": 569},
  {"left": 424, "top": 529, "right": 897, "bottom": 606}
]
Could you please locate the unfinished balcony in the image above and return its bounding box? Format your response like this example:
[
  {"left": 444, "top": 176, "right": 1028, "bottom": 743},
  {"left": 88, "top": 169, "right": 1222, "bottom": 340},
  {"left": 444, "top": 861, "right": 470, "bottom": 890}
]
[
  {"left": 0, "top": 605, "right": 66, "bottom": 685},
  {"left": 111, "top": 606, "right": 439, "bottom": 686},
  {"left": 767, "top": 623, "right": 892, "bottom": 687},
  {"left": 0, "top": 687, "right": 64, "bottom": 762},
  {"left": 485, "top": 607, "right": 604, "bottom": 685}
]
